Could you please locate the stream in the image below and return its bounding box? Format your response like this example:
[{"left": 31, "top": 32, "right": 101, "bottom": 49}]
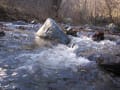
[{"left": 0, "top": 21, "right": 120, "bottom": 90}]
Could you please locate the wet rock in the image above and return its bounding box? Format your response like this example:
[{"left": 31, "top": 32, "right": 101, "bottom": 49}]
[
  {"left": 63, "top": 25, "right": 86, "bottom": 36},
  {"left": 100, "top": 63, "right": 120, "bottom": 76},
  {"left": 36, "top": 18, "right": 70, "bottom": 44},
  {"left": 97, "top": 54, "right": 120, "bottom": 76},
  {"left": 66, "top": 29, "right": 79, "bottom": 36},
  {"left": 92, "top": 31, "right": 104, "bottom": 41},
  {"left": 101, "top": 55, "right": 120, "bottom": 66},
  {"left": 88, "top": 53, "right": 120, "bottom": 76},
  {"left": 64, "top": 25, "right": 72, "bottom": 31},
  {"left": 0, "top": 31, "right": 5, "bottom": 37},
  {"left": 61, "top": 25, "right": 77, "bottom": 36},
  {"left": 117, "top": 39, "right": 120, "bottom": 45},
  {"left": 0, "top": 23, "right": 5, "bottom": 37},
  {"left": 30, "top": 20, "right": 38, "bottom": 24},
  {"left": 63, "top": 18, "right": 73, "bottom": 24},
  {"left": 106, "top": 23, "right": 116, "bottom": 30},
  {"left": 104, "top": 34, "right": 120, "bottom": 41},
  {"left": 106, "top": 23, "right": 119, "bottom": 33}
]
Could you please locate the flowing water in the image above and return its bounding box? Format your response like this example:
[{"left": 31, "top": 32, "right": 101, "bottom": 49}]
[{"left": 0, "top": 22, "right": 120, "bottom": 90}]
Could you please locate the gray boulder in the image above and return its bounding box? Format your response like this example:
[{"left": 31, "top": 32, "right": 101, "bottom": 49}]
[
  {"left": 106, "top": 23, "right": 119, "bottom": 33},
  {"left": 36, "top": 18, "right": 70, "bottom": 44}
]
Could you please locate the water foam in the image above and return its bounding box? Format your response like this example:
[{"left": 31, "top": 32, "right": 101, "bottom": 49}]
[
  {"left": 70, "top": 36, "right": 117, "bottom": 53},
  {"left": 16, "top": 36, "right": 117, "bottom": 75},
  {"left": 16, "top": 44, "right": 92, "bottom": 75}
]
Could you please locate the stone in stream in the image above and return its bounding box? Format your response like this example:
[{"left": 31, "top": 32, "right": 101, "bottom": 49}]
[
  {"left": 30, "top": 20, "right": 38, "bottom": 24},
  {"left": 106, "top": 23, "right": 120, "bottom": 33},
  {"left": 66, "top": 28, "right": 78, "bottom": 36},
  {"left": 61, "top": 24, "right": 78, "bottom": 36},
  {"left": 88, "top": 53, "right": 120, "bottom": 76},
  {"left": 92, "top": 31, "right": 104, "bottom": 41},
  {"left": 0, "top": 31, "right": 5, "bottom": 37},
  {"left": 97, "top": 54, "right": 120, "bottom": 76},
  {"left": 36, "top": 18, "right": 70, "bottom": 44},
  {"left": 0, "top": 23, "right": 5, "bottom": 37}
]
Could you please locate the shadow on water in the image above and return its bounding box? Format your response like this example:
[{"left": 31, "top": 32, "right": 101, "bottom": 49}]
[{"left": 100, "top": 64, "right": 120, "bottom": 77}]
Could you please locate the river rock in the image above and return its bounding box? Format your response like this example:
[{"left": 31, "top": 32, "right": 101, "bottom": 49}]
[
  {"left": 30, "top": 20, "right": 38, "bottom": 24},
  {"left": 66, "top": 29, "right": 78, "bottom": 36},
  {"left": 36, "top": 18, "right": 70, "bottom": 44},
  {"left": 100, "top": 63, "right": 120, "bottom": 76},
  {"left": 92, "top": 31, "right": 104, "bottom": 41},
  {"left": 0, "top": 31, "right": 5, "bottom": 37},
  {"left": 117, "top": 39, "right": 120, "bottom": 45},
  {"left": 106, "top": 23, "right": 119, "bottom": 33},
  {"left": 89, "top": 54, "right": 120, "bottom": 65},
  {"left": 99, "top": 56, "right": 120, "bottom": 76},
  {"left": 0, "top": 23, "right": 5, "bottom": 37},
  {"left": 88, "top": 53, "right": 120, "bottom": 76}
]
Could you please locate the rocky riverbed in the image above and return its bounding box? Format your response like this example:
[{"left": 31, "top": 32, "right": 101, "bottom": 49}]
[{"left": 0, "top": 20, "right": 120, "bottom": 90}]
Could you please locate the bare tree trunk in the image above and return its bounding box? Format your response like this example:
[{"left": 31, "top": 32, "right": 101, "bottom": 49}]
[
  {"left": 52, "top": 0, "right": 62, "bottom": 19},
  {"left": 105, "top": 0, "right": 114, "bottom": 23}
]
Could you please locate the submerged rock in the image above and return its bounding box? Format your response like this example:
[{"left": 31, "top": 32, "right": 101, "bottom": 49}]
[
  {"left": 106, "top": 23, "right": 116, "bottom": 30},
  {"left": 89, "top": 53, "right": 120, "bottom": 76},
  {"left": 36, "top": 18, "right": 70, "bottom": 44},
  {"left": 0, "top": 31, "right": 5, "bottom": 37},
  {"left": 89, "top": 54, "right": 120, "bottom": 65},
  {"left": 66, "top": 29, "right": 78, "bottom": 36},
  {"left": 0, "top": 23, "right": 5, "bottom": 37},
  {"left": 106, "top": 23, "right": 119, "bottom": 33},
  {"left": 100, "top": 63, "right": 120, "bottom": 76},
  {"left": 117, "top": 39, "right": 120, "bottom": 45},
  {"left": 30, "top": 20, "right": 38, "bottom": 24},
  {"left": 0, "top": 21, "right": 120, "bottom": 90},
  {"left": 61, "top": 25, "right": 78, "bottom": 36}
]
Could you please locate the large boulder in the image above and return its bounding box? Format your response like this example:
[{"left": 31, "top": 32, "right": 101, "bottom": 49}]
[{"left": 36, "top": 18, "right": 70, "bottom": 44}]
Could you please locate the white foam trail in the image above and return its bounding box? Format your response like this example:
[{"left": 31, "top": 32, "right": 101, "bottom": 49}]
[
  {"left": 16, "top": 36, "right": 117, "bottom": 76},
  {"left": 70, "top": 36, "right": 116, "bottom": 52},
  {"left": 16, "top": 44, "right": 91, "bottom": 75}
]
